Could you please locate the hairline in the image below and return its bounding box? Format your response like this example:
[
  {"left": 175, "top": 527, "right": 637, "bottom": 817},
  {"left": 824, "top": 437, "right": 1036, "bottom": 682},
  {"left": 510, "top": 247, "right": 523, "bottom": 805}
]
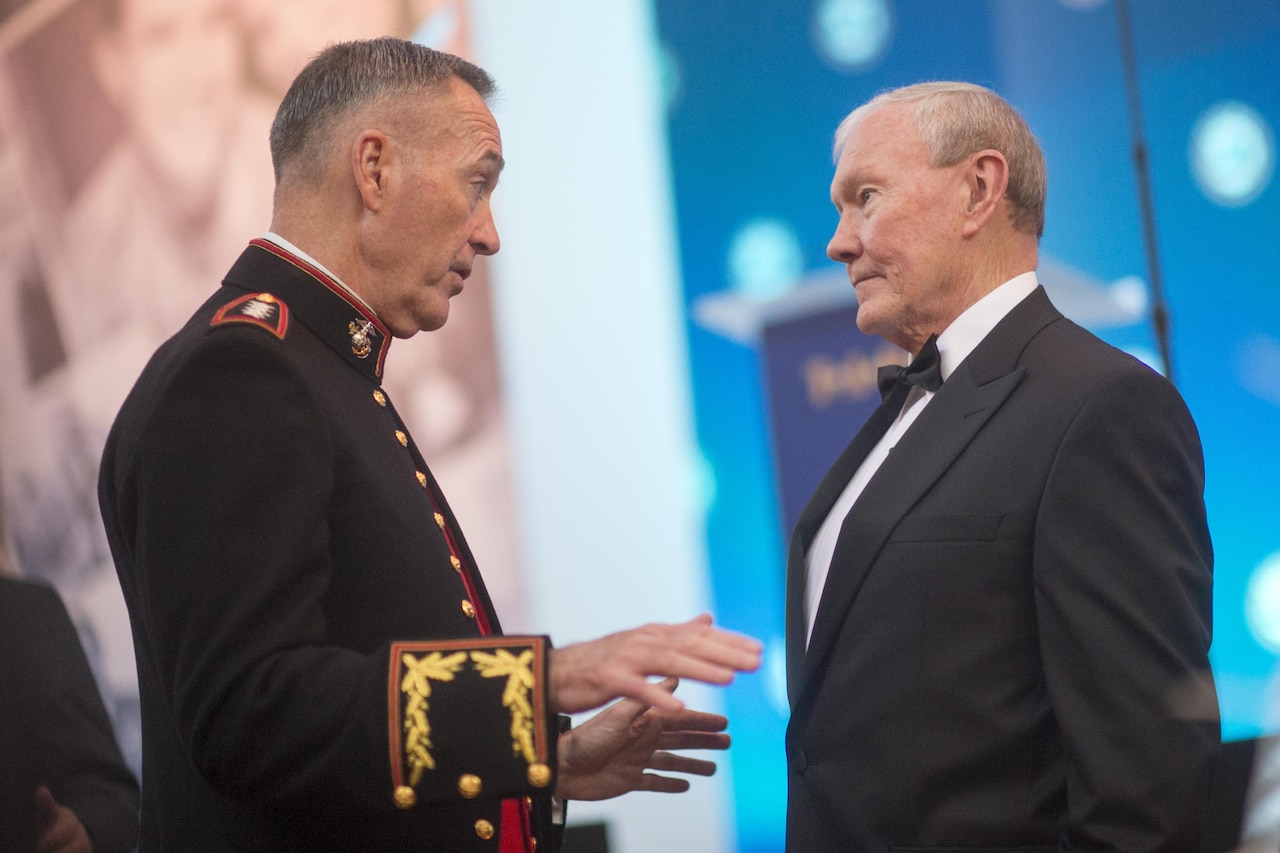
[{"left": 832, "top": 81, "right": 1047, "bottom": 238}]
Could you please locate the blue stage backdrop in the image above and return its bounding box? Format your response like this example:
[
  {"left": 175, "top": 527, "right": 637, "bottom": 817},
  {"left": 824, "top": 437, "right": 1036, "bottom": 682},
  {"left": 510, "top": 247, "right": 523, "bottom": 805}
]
[{"left": 654, "top": 1, "right": 1280, "bottom": 850}]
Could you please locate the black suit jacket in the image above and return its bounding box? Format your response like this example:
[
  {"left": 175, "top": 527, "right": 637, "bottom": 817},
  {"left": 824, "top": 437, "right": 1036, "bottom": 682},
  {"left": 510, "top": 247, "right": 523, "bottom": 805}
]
[
  {"left": 0, "top": 576, "right": 139, "bottom": 853},
  {"left": 99, "top": 241, "right": 559, "bottom": 851},
  {"left": 784, "top": 287, "right": 1218, "bottom": 852}
]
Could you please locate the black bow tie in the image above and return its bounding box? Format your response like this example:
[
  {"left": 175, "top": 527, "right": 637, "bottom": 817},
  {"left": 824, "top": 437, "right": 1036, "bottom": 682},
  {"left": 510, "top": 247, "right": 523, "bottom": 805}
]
[{"left": 877, "top": 334, "right": 943, "bottom": 403}]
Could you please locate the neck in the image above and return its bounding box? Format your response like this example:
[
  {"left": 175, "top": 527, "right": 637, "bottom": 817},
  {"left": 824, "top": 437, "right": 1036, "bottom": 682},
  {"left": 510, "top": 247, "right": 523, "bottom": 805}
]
[{"left": 939, "top": 235, "right": 1037, "bottom": 335}]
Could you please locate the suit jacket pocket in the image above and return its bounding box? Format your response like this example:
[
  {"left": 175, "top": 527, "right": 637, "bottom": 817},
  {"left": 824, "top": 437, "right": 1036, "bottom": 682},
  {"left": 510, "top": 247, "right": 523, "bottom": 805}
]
[{"left": 889, "top": 512, "right": 1003, "bottom": 543}]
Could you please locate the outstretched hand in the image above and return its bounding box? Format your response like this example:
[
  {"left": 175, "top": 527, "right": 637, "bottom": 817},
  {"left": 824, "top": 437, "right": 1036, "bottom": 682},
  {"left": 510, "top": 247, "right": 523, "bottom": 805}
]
[
  {"left": 549, "top": 614, "right": 761, "bottom": 715},
  {"left": 557, "top": 677, "right": 731, "bottom": 801}
]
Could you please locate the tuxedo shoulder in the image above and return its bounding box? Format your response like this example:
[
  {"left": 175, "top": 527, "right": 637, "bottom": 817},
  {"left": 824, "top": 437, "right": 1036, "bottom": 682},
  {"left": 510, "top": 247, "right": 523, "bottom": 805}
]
[{"left": 1030, "top": 317, "right": 1169, "bottom": 383}]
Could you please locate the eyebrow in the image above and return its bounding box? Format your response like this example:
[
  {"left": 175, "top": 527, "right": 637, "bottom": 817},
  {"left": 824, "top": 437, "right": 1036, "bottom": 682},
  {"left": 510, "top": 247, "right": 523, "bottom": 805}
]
[{"left": 480, "top": 149, "right": 505, "bottom": 174}]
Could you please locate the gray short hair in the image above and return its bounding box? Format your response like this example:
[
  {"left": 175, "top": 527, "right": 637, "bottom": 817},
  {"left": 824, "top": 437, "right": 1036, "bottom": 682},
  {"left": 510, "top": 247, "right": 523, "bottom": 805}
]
[
  {"left": 269, "top": 37, "right": 496, "bottom": 185},
  {"left": 834, "top": 81, "right": 1047, "bottom": 238}
]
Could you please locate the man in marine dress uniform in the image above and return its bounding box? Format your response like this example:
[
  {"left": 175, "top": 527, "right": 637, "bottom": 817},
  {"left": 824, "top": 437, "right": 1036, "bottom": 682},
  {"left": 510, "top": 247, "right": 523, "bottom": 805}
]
[{"left": 98, "top": 38, "right": 761, "bottom": 852}]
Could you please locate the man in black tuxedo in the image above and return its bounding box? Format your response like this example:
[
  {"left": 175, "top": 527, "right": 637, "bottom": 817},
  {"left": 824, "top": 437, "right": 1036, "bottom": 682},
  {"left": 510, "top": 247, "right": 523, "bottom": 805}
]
[
  {"left": 785, "top": 81, "right": 1218, "bottom": 851},
  {"left": 98, "top": 38, "right": 760, "bottom": 852}
]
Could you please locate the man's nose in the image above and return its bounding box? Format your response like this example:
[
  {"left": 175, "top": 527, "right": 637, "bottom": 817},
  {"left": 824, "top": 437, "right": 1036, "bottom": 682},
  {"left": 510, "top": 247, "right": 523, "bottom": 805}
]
[
  {"left": 827, "top": 221, "right": 859, "bottom": 263},
  {"left": 472, "top": 207, "right": 500, "bottom": 256}
]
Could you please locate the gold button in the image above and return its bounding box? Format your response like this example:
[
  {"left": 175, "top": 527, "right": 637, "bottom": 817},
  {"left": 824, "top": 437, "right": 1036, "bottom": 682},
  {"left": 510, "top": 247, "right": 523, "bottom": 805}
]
[
  {"left": 450, "top": 555, "right": 462, "bottom": 572},
  {"left": 461, "top": 600, "right": 476, "bottom": 619},
  {"left": 527, "top": 763, "right": 551, "bottom": 788},
  {"left": 395, "top": 430, "right": 408, "bottom": 447},
  {"left": 434, "top": 512, "right": 445, "bottom": 528},
  {"left": 531, "top": 839, "right": 537, "bottom": 851},
  {"left": 416, "top": 471, "right": 427, "bottom": 487},
  {"left": 474, "top": 819, "right": 495, "bottom": 840},
  {"left": 257, "top": 293, "right": 276, "bottom": 303},
  {"left": 458, "top": 774, "right": 482, "bottom": 798},
  {"left": 393, "top": 785, "right": 416, "bottom": 809},
  {"left": 373, "top": 390, "right": 386, "bottom": 406}
]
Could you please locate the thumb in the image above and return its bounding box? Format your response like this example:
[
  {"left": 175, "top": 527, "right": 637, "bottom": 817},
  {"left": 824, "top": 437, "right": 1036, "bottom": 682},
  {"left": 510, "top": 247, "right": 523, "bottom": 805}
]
[{"left": 33, "top": 786, "right": 57, "bottom": 828}]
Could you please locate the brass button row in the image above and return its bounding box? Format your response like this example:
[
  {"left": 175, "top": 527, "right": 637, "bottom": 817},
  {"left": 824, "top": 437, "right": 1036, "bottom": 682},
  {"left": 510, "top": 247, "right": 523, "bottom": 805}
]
[
  {"left": 528, "top": 763, "right": 551, "bottom": 788},
  {"left": 398, "top": 779, "right": 541, "bottom": 843},
  {"left": 458, "top": 773, "right": 482, "bottom": 798}
]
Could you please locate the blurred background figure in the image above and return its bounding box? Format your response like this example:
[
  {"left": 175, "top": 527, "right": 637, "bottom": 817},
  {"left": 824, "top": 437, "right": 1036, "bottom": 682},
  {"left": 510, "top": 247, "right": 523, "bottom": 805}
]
[
  {"left": 59, "top": 0, "right": 268, "bottom": 353},
  {"left": 0, "top": 507, "right": 139, "bottom": 853}
]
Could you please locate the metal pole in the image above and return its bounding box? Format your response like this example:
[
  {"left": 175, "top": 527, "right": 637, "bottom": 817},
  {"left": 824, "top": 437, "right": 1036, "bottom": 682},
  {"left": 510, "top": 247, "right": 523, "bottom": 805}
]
[{"left": 1115, "top": 0, "right": 1176, "bottom": 384}]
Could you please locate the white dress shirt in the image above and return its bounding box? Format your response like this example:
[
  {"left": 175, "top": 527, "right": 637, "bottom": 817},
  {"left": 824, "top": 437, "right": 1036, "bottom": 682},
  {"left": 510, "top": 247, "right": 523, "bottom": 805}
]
[{"left": 803, "top": 272, "right": 1040, "bottom": 644}]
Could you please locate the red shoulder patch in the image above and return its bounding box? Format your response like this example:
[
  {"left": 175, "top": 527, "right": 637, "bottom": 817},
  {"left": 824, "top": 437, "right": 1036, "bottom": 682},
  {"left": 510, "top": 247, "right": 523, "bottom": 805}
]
[{"left": 210, "top": 293, "right": 289, "bottom": 339}]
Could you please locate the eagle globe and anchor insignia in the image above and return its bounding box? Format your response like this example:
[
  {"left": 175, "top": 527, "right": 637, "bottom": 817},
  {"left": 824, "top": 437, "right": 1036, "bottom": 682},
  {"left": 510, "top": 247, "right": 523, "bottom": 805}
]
[{"left": 349, "top": 320, "right": 377, "bottom": 358}]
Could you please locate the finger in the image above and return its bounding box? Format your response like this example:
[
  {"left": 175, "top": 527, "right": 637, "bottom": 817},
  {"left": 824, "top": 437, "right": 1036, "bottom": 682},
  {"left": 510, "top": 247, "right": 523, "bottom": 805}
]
[
  {"left": 638, "top": 773, "right": 693, "bottom": 794},
  {"left": 657, "top": 709, "right": 728, "bottom": 732},
  {"left": 673, "top": 617, "right": 763, "bottom": 667},
  {"left": 648, "top": 752, "right": 718, "bottom": 776},
  {"left": 618, "top": 677, "right": 686, "bottom": 712},
  {"left": 659, "top": 655, "right": 740, "bottom": 687},
  {"left": 677, "top": 630, "right": 763, "bottom": 674},
  {"left": 606, "top": 693, "right": 654, "bottom": 727},
  {"left": 656, "top": 731, "right": 731, "bottom": 751},
  {"left": 684, "top": 616, "right": 764, "bottom": 654}
]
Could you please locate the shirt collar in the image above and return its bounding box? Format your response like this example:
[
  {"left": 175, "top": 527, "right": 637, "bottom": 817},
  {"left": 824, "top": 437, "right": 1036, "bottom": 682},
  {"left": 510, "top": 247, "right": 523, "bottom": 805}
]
[
  {"left": 935, "top": 271, "right": 1039, "bottom": 381},
  {"left": 261, "top": 231, "right": 382, "bottom": 321}
]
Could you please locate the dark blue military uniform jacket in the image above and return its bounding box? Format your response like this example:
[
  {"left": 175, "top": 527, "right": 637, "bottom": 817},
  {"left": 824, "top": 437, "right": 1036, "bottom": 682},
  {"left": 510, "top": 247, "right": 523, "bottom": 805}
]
[{"left": 99, "top": 240, "right": 558, "bottom": 851}]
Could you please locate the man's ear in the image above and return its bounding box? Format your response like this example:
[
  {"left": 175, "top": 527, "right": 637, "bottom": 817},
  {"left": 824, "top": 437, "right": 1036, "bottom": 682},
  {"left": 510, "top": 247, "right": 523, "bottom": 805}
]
[
  {"left": 352, "top": 129, "right": 391, "bottom": 212},
  {"left": 961, "top": 150, "right": 1010, "bottom": 237}
]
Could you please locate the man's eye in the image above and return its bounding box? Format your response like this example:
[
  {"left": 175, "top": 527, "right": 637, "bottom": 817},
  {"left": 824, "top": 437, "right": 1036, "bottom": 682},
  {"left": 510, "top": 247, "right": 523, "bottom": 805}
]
[{"left": 861, "top": 189, "right": 874, "bottom": 204}]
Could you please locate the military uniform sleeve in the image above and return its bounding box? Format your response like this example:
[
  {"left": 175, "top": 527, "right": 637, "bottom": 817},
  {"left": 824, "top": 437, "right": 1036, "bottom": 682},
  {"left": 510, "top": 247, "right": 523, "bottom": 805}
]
[
  {"left": 105, "top": 328, "right": 556, "bottom": 815},
  {"left": 1033, "top": 365, "right": 1217, "bottom": 851}
]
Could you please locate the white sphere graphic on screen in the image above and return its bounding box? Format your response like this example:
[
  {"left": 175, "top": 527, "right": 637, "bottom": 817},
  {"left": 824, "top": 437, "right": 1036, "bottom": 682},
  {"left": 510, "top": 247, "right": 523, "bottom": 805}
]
[
  {"left": 1246, "top": 551, "right": 1280, "bottom": 653},
  {"left": 1190, "top": 101, "right": 1274, "bottom": 207},
  {"left": 813, "top": 0, "right": 892, "bottom": 70},
  {"left": 727, "top": 218, "right": 804, "bottom": 301}
]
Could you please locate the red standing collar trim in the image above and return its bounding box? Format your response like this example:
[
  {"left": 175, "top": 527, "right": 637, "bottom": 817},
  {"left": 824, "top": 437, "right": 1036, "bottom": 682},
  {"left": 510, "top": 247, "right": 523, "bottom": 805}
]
[{"left": 249, "top": 237, "right": 392, "bottom": 377}]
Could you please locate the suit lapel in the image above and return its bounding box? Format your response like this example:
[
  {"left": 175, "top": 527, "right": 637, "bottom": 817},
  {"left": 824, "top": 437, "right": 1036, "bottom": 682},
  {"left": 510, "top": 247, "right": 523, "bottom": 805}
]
[
  {"left": 785, "top": 402, "right": 896, "bottom": 704},
  {"left": 788, "top": 286, "right": 1064, "bottom": 710}
]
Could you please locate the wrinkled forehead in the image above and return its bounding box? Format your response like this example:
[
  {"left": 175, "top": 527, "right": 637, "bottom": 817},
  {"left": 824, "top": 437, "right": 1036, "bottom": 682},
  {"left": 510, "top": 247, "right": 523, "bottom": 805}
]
[
  {"left": 836, "top": 101, "right": 916, "bottom": 159},
  {"left": 835, "top": 103, "right": 917, "bottom": 171},
  {"left": 378, "top": 80, "right": 504, "bottom": 167}
]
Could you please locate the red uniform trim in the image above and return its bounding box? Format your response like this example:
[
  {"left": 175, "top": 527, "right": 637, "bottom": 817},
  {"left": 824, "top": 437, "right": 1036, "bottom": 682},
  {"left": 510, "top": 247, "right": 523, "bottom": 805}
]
[{"left": 248, "top": 238, "right": 392, "bottom": 376}]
